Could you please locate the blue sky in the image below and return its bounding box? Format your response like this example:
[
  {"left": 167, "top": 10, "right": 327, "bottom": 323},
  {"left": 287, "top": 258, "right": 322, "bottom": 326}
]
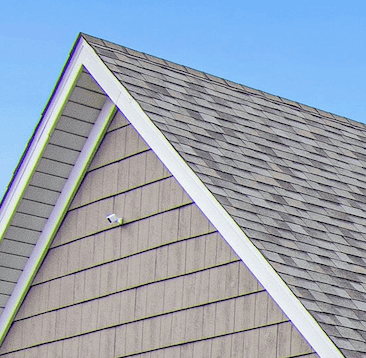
[{"left": 1, "top": 1, "right": 366, "bottom": 198}]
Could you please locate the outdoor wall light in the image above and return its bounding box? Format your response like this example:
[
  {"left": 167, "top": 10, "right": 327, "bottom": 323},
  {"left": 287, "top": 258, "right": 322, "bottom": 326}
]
[{"left": 106, "top": 213, "right": 123, "bottom": 225}]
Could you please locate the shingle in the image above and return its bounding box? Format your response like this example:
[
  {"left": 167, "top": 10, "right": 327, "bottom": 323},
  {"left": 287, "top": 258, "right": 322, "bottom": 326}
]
[
  {"left": 282, "top": 274, "right": 322, "bottom": 292},
  {"left": 340, "top": 349, "right": 364, "bottom": 358},
  {"left": 301, "top": 298, "right": 322, "bottom": 312},
  {"left": 348, "top": 339, "right": 366, "bottom": 352},
  {"left": 125, "top": 47, "right": 148, "bottom": 59},
  {"left": 164, "top": 59, "right": 187, "bottom": 72},
  {"left": 336, "top": 316, "right": 366, "bottom": 331},
  {"left": 81, "top": 33, "right": 105, "bottom": 46},
  {"left": 320, "top": 323, "right": 342, "bottom": 338}
]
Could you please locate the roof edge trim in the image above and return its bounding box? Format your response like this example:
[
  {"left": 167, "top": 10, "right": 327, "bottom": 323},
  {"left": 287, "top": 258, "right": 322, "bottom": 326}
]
[{"left": 80, "top": 37, "right": 344, "bottom": 358}]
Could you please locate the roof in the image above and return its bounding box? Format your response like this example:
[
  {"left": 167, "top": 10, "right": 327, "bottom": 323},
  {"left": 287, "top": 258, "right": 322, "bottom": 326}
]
[{"left": 1, "top": 32, "right": 366, "bottom": 357}]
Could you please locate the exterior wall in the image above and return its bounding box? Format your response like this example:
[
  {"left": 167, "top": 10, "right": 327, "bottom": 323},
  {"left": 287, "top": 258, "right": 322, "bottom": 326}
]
[{"left": 0, "top": 111, "right": 319, "bottom": 357}]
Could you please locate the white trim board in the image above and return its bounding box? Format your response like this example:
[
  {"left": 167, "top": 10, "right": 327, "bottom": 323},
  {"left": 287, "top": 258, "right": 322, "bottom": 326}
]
[{"left": 0, "top": 36, "right": 344, "bottom": 358}]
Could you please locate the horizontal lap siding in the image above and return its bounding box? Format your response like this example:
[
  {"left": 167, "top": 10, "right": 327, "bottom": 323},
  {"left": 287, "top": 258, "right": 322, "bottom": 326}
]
[
  {"left": 0, "top": 70, "right": 107, "bottom": 316},
  {"left": 0, "top": 112, "right": 318, "bottom": 357}
]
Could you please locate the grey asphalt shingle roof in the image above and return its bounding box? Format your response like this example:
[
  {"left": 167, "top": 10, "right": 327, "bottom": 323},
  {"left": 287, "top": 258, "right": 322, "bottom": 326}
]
[{"left": 83, "top": 33, "right": 366, "bottom": 358}]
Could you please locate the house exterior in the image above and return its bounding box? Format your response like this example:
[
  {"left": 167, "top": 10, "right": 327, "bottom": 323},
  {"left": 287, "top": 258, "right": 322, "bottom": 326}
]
[{"left": 0, "top": 33, "right": 365, "bottom": 357}]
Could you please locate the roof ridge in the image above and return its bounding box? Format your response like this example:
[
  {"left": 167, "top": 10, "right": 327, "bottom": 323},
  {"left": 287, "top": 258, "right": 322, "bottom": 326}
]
[{"left": 82, "top": 33, "right": 366, "bottom": 132}]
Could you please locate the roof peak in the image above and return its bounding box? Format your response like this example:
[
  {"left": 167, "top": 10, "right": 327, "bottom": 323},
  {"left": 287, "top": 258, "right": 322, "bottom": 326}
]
[{"left": 81, "top": 33, "right": 365, "bottom": 131}]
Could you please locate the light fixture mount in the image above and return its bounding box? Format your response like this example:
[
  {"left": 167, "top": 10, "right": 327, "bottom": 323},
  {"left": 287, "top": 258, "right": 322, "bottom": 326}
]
[{"left": 106, "top": 213, "right": 123, "bottom": 225}]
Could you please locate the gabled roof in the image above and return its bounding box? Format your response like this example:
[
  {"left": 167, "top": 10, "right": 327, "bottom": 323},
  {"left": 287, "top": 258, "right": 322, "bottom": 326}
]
[{"left": 1, "top": 32, "right": 366, "bottom": 357}]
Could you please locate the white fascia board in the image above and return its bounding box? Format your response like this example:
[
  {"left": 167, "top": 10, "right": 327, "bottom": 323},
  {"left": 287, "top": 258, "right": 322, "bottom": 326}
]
[
  {"left": 0, "top": 38, "right": 116, "bottom": 344},
  {"left": 79, "top": 38, "right": 344, "bottom": 358}
]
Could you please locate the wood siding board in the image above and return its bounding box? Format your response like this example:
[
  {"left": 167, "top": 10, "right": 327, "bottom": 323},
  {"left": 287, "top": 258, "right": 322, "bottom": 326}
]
[
  {"left": 125, "top": 124, "right": 149, "bottom": 157},
  {"left": 46, "top": 340, "right": 64, "bottom": 358},
  {"left": 61, "top": 336, "right": 79, "bottom": 357},
  {"left": 0, "top": 253, "right": 28, "bottom": 270},
  {"left": 258, "top": 325, "right": 278, "bottom": 358},
  {"left": 211, "top": 334, "right": 232, "bottom": 357},
  {"left": 88, "top": 129, "right": 119, "bottom": 170},
  {"left": 37, "top": 158, "right": 73, "bottom": 179},
  {"left": 4, "top": 226, "right": 40, "bottom": 245},
  {"left": 0, "top": 323, "right": 19, "bottom": 353},
  {"left": 56, "top": 115, "right": 94, "bottom": 137},
  {"left": 107, "top": 110, "right": 129, "bottom": 132},
  {"left": 77, "top": 71, "right": 105, "bottom": 94},
  {"left": 30, "top": 172, "right": 67, "bottom": 193},
  {"left": 0, "top": 281, "right": 15, "bottom": 297},
  {"left": 0, "top": 238, "right": 34, "bottom": 257},
  {"left": 42, "top": 144, "right": 80, "bottom": 165},
  {"left": 0, "top": 294, "right": 10, "bottom": 308},
  {"left": 49, "top": 130, "right": 87, "bottom": 152},
  {"left": 17, "top": 200, "right": 54, "bottom": 219},
  {"left": 48, "top": 212, "right": 77, "bottom": 249},
  {"left": 0, "top": 267, "right": 21, "bottom": 284},
  {"left": 277, "top": 322, "right": 292, "bottom": 356},
  {"left": 22, "top": 186, "right": 59, "bottom": 206},
  {"left": 10, "top": 213, "right": 47, "bottom": 233},
  {"left": 98, "top": 327, "right": 116, "bottom": 357},
  {"left": 69, "top": 87, "right": 106, "bottom": 110},
  {"left": 291, "top": 325, "right": 315, "bottom": 355},
  {"left": 231, "top": 332, "right": 245, "bottom": 357},
  {"left": 62, "top": 101, "right": 101, "bottom": 124}
]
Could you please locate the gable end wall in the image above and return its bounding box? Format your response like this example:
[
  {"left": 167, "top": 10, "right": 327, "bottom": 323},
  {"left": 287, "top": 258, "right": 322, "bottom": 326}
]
[{"left": 0, "top": 110, "right": 319, "bottom": 358}]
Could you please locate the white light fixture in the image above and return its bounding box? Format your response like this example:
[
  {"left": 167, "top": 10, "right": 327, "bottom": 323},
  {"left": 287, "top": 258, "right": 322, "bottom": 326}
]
[{"left": 106, "top": 213, "right": 123, "bottom": 225}]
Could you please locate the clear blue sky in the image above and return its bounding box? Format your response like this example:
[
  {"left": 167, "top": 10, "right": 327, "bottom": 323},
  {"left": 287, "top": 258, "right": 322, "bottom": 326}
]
[{"left": 1, "top": 1, "right": 365, "bottom": 198}]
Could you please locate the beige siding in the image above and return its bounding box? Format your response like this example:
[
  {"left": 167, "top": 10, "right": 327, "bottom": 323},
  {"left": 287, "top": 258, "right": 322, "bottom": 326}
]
[{"left": 0, "top": 112, "right": 319, "bottom": 357}]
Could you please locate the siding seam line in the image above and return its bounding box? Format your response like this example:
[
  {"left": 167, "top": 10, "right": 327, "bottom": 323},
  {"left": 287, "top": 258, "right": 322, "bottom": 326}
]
[{"left": 6, "top": 298, "right": 289, "bottom": 355}]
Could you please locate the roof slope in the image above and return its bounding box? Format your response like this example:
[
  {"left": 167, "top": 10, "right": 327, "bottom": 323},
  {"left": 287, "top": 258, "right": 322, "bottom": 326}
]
[{"left": 82, "top": 34, "right": 366, "bottom": 357}]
